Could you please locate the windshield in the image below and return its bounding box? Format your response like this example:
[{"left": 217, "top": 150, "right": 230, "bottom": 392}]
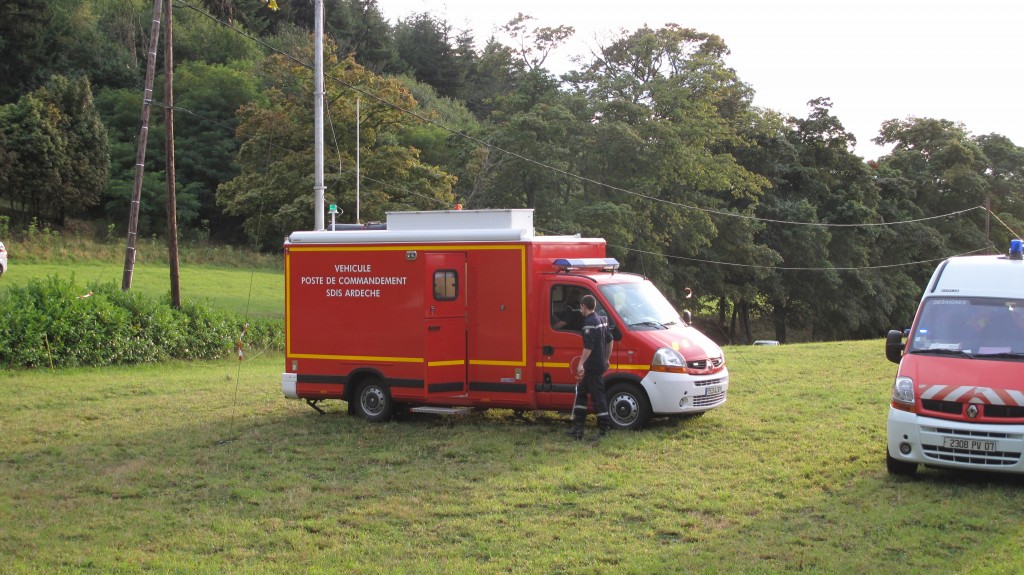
[
  {"left": 599, "top": 282, "right": 682, "bottom": 330},
  {"left": 908, "top": 297, "right": 1024, "bottom": 357}
]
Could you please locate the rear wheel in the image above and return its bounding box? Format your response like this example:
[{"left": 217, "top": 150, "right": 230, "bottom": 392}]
[
  {"left": 606, "top": 383, "right": 652, "bottom": 430},
  {"left": 886, "top": 448, "right": 918, "bottom": 477},
  {"left": 354, "top": 379, "right": 393, "bottom": 422}
]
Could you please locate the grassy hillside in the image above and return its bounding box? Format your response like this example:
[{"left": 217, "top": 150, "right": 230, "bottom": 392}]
[
  {"left": 2, "top": 341, "right": 1022, "bottom": 573},
  {"left": 0, "top": 260, "right": 283, "bottom": 319}
]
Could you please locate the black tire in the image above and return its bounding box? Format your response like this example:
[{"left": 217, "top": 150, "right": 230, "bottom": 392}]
[
  {"left": 886, "top": 448, "right": 918, "bottom": 477},
  {"left": 354, "top": 378, "right": 393, "bottom": 422},
  {"left": 606, "top": 383, "right": 652, "bottom": 430}
]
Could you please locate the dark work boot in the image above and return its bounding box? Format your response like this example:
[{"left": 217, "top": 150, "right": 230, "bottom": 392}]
[{"left": 566, "top": 422, "right": 584, "bottom": 440}]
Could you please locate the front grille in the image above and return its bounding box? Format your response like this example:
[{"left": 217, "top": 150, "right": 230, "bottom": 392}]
[
  {"left": 694, "top": 391, "right": 726, "bottom": 407},
  {"left": 921, "top": 400, "right": 1024, "bottom": 419},
  {"left": 985, "top": 405, "right": 1024, "bottom": 418},
  {"left": 695, "top": 377, "right": 726, "bottom": 388},
  {"left": 687, "top": 356, "right": 724, "bottom": 371},
  {"left": 921, "top": 426, "right": 1022, "bottom": 467},
  {"left": 922, "top": 445, "right": 1020, "bottom": 466},
  {"left": 922, "top": 400, "right": 962, "bottom": 415}
]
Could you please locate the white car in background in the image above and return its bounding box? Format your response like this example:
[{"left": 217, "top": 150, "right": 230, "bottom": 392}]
[{"left": 0, "top": 241, "right": 7, "bottom": 276}]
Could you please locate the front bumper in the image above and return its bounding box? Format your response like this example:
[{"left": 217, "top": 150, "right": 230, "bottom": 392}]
[
  {"left": 641, "top": 368, "right": 729, "bottom": 415},
  {"left": 887, "top": 407, "right": 1024, "bottom": 473}
]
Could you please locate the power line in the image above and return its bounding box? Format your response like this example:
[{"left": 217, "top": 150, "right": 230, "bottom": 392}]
[
  {"left": 157, "top": 97, "right": 994, "bottom": 272},
  {"left": 170, "top": 0, "right": 984, "bottom": 232},
  {"left": 536, "top": 226, "right": 990, "bottom": 271}
]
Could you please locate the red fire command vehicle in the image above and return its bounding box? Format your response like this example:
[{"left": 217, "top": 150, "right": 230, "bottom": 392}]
[
  {"left": 885, "top": 240, "right": 1024, "bottom": 475},
  {"left": 281, "top": 209, "right": 728, "bottom": 430}
]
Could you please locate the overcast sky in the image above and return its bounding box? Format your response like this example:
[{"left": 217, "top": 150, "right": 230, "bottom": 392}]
[{"left": 377, "top": 0, "right": 1024, "bottom": 161}]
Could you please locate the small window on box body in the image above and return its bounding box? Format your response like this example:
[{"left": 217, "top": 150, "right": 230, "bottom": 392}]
[{"left": 433, "top": 270, "right": 458, "bottom": 300}]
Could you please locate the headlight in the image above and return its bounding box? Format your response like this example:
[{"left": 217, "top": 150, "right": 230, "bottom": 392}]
[
  {"left": 650, "top": 347, "right": 687, "bottom": 374},
  {"left": 891, "top": 376, "right": 915, "bottom": 411}
]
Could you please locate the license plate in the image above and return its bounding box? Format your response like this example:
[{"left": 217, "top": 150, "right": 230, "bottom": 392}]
[
  {"left": 704, "top": 385, "right": 724, "bottom": 396},
  {"left": 942, "top": 436, "right": 997, "bottom": 451}
]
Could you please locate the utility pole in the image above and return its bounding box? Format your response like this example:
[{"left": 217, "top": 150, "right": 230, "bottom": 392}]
[
  {"left": 985, "top": 195, "right": 991, "bottom": 254},
  {"left": 122, "top": 0, "right": 163, "bottom": 290},
  {"left": 164, "top": 0, "right": 181, "bottom": 307},
  {"left": 313, "top": 0, "right": 325, "bottom": 230}
]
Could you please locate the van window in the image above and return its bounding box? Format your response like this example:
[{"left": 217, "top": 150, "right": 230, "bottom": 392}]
[
  {"left": 551, "top": 285, "right": 586, "bottom": 332},
  {"left": 433, "top": 270, "right": 458, "bottom": 301},
  {"left": 909, "top": 297, "right": 1024, "bottom": 356}
]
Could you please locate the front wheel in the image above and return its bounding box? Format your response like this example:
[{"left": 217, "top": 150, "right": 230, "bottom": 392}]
[
  {"left": 886, "top": 448, "right": 918, "bottom": 477},
  {"left": 354, "top": 379, "right": 393, "bottom": 422},
  {"left": 606, "top": 383, "right": 652, "bottom": 431}
]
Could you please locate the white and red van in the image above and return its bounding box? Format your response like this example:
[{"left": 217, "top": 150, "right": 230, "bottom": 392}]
[
  {"left": 885, "top": 240, "right": 1024, "bottom": 475},
  {"left": 280, "top": 209, "right": 728, "bottom": 429}
]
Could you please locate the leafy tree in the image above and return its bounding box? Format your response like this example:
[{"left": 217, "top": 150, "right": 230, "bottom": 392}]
[
  {"left": 392, "top": 12, "right": 467, "bottom": 99},
  {"left": 36, "top": 75, "right": 109, "bottom": 225},
  {"left": 499, "top": 13, "right": 573, "bottom": 73},
  {"left": 217, "top": 44, "right": 455, "bottom": 249},
  {"left": 566, "top": 25, "right": 771, "bottom": 332},
  {"left": 0, "top": 93, "right": 63, "bottom": 222},
  {"left": 172, "top": 61, "right": 265, "bottom": 240},
  {"left": 103, "top": 169, "right": 200, "bottom": 237},
  {"left": 747, "top": 98, "right": 902, "bottom": 341},
  {"left": 977, "top": 133, "right": 1024, "bottom": 249},
  {"left": 0, "top": 0, "right": 140, "bottom": 103},
  {"left": 874, "top": 117, "right": 989, "bottom": 253},
  {"left": 173, "top": 5, "right": 266, "bottom": 66},
  {"left": 0, "top": 75, "right": 108, "bottom": 226},
  {"left": 0, "top": 0, "right": 51, "bottom": 104},
  {"left": 329, "top": 0, "right": 396, "bottom": 73}
]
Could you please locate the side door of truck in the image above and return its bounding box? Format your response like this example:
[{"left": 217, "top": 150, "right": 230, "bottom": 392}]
[
  {"left": 424, "top": 252, "right": 468, "bottom": 396},
  {"left": 536, "top": 282, "right": 595, "bottom": 410}
]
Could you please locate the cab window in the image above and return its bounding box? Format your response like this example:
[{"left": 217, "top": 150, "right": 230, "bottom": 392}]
[{"left": 550, "top": 285, "right": 587, "bottom": 332}]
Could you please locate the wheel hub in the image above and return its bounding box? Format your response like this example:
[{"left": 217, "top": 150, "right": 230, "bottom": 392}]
[{"left": 612, "top": 395, "right": 638, "bottom": 423}]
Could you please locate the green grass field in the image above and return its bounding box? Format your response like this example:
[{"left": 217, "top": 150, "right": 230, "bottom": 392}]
[
  {"left": 0, "top": 260, "right": 283, "bottom": 319},
  {"left": 3, "top": 341, "right": 1024, "bottom": 574}
]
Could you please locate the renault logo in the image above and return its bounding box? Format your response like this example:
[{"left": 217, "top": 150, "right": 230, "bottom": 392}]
[{"left": 966, "top": 404, "right": 979, "bottom": 419}]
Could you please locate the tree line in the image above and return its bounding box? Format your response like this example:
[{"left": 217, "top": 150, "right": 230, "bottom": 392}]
[{"left": 1, "top": 0, "right": 1022, "bottom": 343}]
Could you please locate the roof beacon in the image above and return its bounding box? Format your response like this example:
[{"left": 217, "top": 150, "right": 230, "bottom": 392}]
[
  {"left": 1010, "top": 239, "right": 1024, "bottom": 260},
  {"left": 553, "top": 258, "right": 620, "bottom": 272}
]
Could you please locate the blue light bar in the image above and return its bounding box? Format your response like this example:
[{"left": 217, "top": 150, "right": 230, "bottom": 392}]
[
  {"left": 553, "top": 258, "right": 620, "bottom": 271},
  {"left": 1010, "top": 239, "right": 1023, "bottom": 260}
]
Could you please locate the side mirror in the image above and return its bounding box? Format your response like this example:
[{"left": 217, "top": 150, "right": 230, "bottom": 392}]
[
  {"left": 611, "top": 323, "right": 623, "bottom": 342},
  {"left": 682, "top": 310, "right": 692, "bottom": 326},
  {"left": 885, "top": 329, "right": 905, "bottom": 364}
]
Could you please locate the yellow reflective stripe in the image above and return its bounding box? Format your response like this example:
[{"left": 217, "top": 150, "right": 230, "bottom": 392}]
[
  {"left": 427, "top": 360, "right": 465, "bottom": 367},
  {"left": 290, "top": 353, "right": 423, "bottom": 363}
]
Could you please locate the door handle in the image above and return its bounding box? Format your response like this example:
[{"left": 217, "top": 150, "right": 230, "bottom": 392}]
[
  {"left": 543, "top": 345, "right": 554, "bottom": 355},
  {"left": 428, "top": 326, "right": 441, "bottom": 331}
]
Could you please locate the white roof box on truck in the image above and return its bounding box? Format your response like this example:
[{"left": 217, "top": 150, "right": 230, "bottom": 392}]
[{"left": 288, "top": 209, "right": 538, "bottom": 244}]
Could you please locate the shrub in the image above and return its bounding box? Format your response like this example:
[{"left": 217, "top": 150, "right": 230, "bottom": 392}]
[{"left": 0, "top": 275, "right": 283, "bottom": 369}]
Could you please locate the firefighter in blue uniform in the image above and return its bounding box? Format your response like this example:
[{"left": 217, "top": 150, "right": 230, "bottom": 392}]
[{"left": 568, "top": 294, "right": 614, "bottom": 440}]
